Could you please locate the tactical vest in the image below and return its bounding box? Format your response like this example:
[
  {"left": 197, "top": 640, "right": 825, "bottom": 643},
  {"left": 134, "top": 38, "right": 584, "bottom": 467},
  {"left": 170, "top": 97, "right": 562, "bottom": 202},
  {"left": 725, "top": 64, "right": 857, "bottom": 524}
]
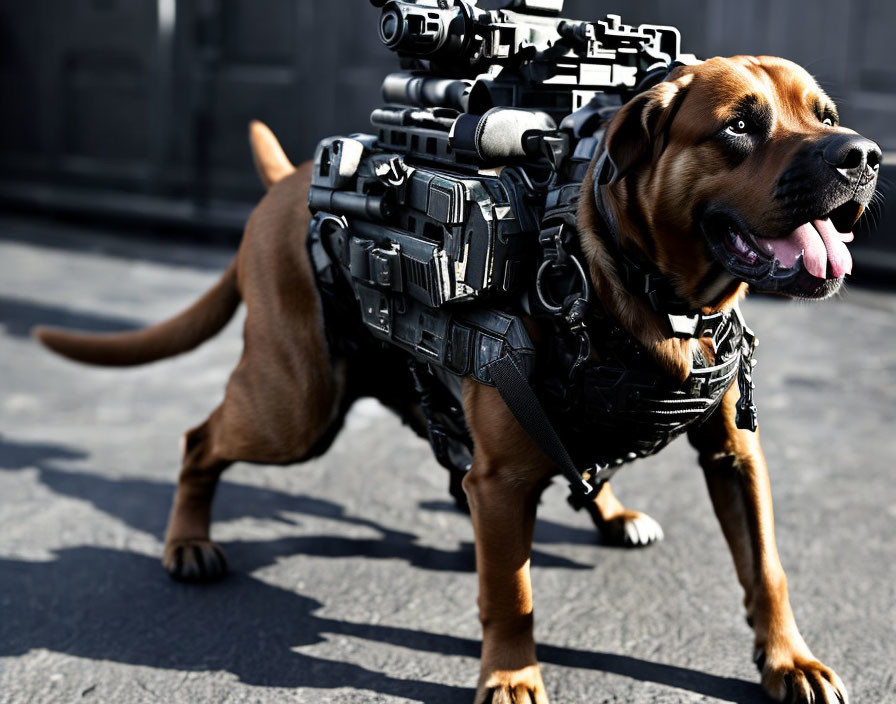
[{"left": 306, "top": 130, "right": 757, "bottom": 502}]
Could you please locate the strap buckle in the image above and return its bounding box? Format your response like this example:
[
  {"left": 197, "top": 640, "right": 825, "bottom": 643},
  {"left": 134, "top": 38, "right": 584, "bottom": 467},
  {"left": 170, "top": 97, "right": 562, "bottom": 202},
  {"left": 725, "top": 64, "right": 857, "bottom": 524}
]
[
  {"left": 565, "top": 296, "right": 592, "bottom": 379},
  {"left": 667, "top": 313, "right": 700, "bottom": 338}
]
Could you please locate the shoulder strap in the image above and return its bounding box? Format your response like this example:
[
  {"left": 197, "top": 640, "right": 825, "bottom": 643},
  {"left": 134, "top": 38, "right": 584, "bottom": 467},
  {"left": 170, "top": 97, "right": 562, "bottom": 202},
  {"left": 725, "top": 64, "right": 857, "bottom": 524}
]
[{"left": 487, "top": 353, "right": 596, "bottom": 501}]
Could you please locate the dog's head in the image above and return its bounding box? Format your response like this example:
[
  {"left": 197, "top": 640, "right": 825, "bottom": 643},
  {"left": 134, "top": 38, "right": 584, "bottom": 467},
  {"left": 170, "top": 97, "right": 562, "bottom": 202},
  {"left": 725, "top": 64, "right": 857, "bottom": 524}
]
[{"left": 599, "top": 55, "right": 880, "bottom": 304}]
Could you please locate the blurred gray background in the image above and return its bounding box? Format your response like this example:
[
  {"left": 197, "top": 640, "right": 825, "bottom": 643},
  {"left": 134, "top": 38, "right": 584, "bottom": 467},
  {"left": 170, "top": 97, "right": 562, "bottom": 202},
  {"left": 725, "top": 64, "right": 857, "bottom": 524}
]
[{"left": 1, "top": 0, "right": 895, "bottom": 243}]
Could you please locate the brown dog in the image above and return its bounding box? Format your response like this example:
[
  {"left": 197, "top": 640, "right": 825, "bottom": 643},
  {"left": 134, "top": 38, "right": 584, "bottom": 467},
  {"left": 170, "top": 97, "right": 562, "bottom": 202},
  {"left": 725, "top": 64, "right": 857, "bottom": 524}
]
[{"left": 36, "top": 56, "right": 879, "bottom": 703}]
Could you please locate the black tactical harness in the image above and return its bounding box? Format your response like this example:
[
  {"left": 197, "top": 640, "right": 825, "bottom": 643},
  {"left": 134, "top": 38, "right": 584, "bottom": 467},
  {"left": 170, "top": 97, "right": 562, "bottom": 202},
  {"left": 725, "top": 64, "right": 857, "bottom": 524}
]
[
  {"left": 305, "top": 41, "right": 760, "bottom": 506},
  {"left": 511, "top": 139, "right": 759, "bottom": 503},
  {"left": 307, "top": 128, "right": 759, "bottom": 509}
]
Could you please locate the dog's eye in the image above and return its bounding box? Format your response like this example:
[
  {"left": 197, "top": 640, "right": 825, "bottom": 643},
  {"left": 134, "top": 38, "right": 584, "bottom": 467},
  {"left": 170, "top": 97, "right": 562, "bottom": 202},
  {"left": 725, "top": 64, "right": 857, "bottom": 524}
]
[
  {"left": 819, "top": 107, "right": 838, "bottom": 127},
  {"left": 725, "top": 118, "right": 753, "bottom": 136}
]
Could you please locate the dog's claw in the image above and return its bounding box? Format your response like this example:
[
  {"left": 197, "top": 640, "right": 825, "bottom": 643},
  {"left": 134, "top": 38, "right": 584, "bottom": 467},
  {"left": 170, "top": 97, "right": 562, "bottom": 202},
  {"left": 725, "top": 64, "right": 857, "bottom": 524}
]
[
  {"left": 481, "top": 686, "right": 544, "bottom": 704},
  {"left": 476, "top": 666, "right": 549, "bottom": 704},
  {"left": 624, "top": 513, "right": 664, "bottom": 546},
  {"left": 599, "top": 511, "right": 664, "bottom": 548},
  {"left": 163, "top": 540, "right": 228, "bottom": 583},
  {"left": 753, "top": 645, "right": 767, "bottom": 672},
  {"left": 754, "top": 647, "right": 848, "bottom": 704}
]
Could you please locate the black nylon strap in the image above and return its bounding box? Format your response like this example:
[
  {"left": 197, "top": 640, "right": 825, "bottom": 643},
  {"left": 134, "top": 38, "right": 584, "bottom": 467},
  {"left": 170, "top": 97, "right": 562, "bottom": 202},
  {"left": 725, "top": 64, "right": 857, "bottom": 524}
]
[
  {"left": 593, "top": 144, "right": 736, "bottom": 338},
  {"left": 487, "top": 353, "right": 596, "bottom": 500}
]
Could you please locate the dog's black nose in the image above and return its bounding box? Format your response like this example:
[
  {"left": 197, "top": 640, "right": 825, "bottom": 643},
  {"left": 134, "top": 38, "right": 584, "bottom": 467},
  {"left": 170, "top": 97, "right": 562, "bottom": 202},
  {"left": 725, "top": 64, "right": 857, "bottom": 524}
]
[{"left": 822, "top": 134, "right": 882, "bottom": 181}]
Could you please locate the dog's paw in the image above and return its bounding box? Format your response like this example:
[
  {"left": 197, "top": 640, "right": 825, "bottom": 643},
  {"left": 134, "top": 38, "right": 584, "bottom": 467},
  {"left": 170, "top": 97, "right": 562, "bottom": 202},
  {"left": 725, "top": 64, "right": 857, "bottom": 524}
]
[
  {"left": 755, "top": 647, "right": 848, "bottom": 704},
  {"left": 476, "top": 666, "right": 549, "bottom": 704},
  {"left": 601, "top": 510, "right": 665, "bottom": 548},
  {"left": 163, "top": 540, "right": 228, "bottom": 583}
]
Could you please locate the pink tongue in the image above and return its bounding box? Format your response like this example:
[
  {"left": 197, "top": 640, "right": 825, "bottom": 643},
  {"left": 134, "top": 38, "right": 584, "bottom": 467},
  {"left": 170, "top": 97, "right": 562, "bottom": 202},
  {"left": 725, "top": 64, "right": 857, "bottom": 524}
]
[
  {"left": 756, "top": 218, "right": 853, "bottom": 279},
  {"left": 814, "top": 218, "right": 853, "bottom": 278}
]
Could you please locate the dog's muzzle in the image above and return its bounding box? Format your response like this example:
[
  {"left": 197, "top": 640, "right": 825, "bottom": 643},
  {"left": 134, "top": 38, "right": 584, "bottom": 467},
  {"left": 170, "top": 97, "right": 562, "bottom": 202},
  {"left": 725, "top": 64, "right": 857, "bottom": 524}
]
[{"left": 702, "top": 134, "right": 881, "bottom": 298}]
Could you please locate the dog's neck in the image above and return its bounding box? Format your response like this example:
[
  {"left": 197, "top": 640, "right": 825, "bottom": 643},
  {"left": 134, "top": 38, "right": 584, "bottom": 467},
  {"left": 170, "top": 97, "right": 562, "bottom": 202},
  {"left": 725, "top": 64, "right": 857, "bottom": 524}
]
[{"left": 577, "top": 166, "right": 744, "bottom": 383}]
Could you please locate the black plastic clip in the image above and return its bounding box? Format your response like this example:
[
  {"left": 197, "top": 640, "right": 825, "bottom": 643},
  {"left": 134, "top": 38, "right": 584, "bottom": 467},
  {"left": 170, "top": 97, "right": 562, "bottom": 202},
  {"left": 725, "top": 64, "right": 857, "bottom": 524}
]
[
  {"left": 736, "top": 393, "right": 758, "bottom": 432},
  {"left": 734, "top": 309, "right": 759, "bottom": 432},
  {"left": 521, "top": 130, "right": 569, "bottom": 171},
  {"left": 564, "top": 296, "right": 592, "bottom": 379},
  {"left": 566, "top": 462, "right": 620, "bottom": 511}
]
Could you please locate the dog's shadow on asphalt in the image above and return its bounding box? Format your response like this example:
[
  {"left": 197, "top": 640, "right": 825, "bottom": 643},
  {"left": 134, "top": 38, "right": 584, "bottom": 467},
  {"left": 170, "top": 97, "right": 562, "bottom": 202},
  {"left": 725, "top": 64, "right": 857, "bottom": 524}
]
[
  {"left": 0, "top": 435, "right": 766, "bottom": 703},
  {"left": 3, "top": 449, "right": 589, "bottom": 573}
]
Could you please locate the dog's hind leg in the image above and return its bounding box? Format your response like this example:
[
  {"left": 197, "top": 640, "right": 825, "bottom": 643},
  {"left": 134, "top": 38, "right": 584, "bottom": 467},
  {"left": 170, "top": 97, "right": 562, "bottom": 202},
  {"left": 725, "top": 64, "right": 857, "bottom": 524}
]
[
  {"left": 163, "top": 165, "right": 343, "bottom": 582},
  {"left": 584, "top": 482, "right": 665, "bottom": 547},
  {"left": 163, "top": 411, "right": 232, "bottom": 582},
  {"left": 162, "top": 343, "right": 343, "bottom": 582},
  {"left": 162, "top": 348, "right": 344, "bottom": 583}
]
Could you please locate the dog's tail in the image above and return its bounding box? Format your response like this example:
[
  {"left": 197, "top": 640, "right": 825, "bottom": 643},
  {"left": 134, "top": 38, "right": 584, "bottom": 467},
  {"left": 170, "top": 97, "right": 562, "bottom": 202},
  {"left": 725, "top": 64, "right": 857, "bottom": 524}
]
[
  {"left": 33, "top": 259, "right": 241, "bottom": 367},
  {"left": 249, "top": 120, "right": 295, "bottom": 190},
  {"left": 33, "top": 121, "right": 288, "bottom": 367}
]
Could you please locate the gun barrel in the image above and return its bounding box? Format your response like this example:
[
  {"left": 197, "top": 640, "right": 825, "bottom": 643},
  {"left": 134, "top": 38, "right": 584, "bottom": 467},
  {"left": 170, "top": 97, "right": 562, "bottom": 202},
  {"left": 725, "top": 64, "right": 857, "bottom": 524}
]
[
  {"left": 500, "top": 0, "right": 564, "bottom": 15},
  {"left": 382, "top": 72, "right": 471, "bottom": 112},
  {"left": 308, "top": 187, "right": 393, "bottom": 223},
  {"left": 371, "top": 105, "right": 457, "bottom": 131}
]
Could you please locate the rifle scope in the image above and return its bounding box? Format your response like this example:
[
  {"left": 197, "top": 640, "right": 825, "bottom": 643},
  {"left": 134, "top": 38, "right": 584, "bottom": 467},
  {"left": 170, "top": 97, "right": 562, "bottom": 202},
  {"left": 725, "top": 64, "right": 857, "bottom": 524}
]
[{"left": 374, "top": 1, "right": 478, "bottom": 63}]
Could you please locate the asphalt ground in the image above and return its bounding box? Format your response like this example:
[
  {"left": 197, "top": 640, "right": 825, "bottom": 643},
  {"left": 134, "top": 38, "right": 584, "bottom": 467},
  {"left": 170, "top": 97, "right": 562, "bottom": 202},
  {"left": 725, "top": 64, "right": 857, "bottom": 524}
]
[{"left": 0, "top": 215, "right": 894, "bottom": 704}]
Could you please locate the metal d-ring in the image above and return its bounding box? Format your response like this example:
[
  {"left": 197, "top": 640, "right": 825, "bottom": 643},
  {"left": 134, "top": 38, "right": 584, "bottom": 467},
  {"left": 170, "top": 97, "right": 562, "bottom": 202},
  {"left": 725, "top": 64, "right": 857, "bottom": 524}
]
[{"left": 535, "top": 253, "right": 591, "bottom": 314}]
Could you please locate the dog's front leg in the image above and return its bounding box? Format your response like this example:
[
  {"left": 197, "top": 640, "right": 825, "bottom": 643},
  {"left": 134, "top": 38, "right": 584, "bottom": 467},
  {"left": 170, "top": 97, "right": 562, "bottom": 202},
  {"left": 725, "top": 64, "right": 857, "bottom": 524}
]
[
  {"left": 689, "top": 389, "right": 848, "bottom": 704},
  {"left": 463, "top": 381, "right": 551, "bottom": 704}
]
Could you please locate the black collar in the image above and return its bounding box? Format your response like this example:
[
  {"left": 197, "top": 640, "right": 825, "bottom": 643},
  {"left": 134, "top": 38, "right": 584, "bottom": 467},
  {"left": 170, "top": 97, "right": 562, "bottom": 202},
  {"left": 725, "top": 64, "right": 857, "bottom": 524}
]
[{"left": 591, "top": 148, "right": 732, "bottom": 343}]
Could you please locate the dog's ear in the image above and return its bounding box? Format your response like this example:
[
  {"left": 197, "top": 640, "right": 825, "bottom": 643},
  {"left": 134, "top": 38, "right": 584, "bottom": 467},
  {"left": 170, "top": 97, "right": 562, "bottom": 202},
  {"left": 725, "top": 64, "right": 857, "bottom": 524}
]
[{"left": 604, "top": 80, "right": 688, "bottom": 183}]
